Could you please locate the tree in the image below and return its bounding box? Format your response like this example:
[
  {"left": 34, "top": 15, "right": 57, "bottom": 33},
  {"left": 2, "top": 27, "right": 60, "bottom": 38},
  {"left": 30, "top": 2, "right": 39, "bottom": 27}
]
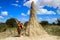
[
  {"left": 6, "top": 18, "right": 18, "bottom": 28},
  {"left": 40, "top": 21, "right": 49, "bottom": 26},
  {"left": 57, "top": 18, "right": 60, "bottom": 25},
  {"left": 24, "top": 21, "right": 29, "bottom": 26},
  {"left": 52, "top": 22, "right": 56, "bottom": 25},
  {"left": 0, "top": 23, "right": 7, "bottom": 32}
]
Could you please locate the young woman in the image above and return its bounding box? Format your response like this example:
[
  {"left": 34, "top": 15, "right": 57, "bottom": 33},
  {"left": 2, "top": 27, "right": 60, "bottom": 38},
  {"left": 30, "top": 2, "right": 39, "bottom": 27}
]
[{"left": 17, "top": 21, "right": 22, "bottom": 37}]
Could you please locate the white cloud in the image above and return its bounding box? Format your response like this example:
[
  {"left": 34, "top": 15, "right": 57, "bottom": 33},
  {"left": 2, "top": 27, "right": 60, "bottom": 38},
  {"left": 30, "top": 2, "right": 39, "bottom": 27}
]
[
  {"left": 37, "top": 0, "right": 60, "bottom": 14},
  {"left": 24, "top": 0, "right": 60, "bottom": 14},
  {"left": 30, "top": 0, "right": 38, "bottom": 3},
  {"left": 46, "top": 18, "right": 57, "bottom": 23},
  {"left": 24, "top": 0, "right": 38, "bottom": 8},
  {"left": 57, "top": 9, "right": 60, "bottom": 14},
  {"left": 27, "top": 9, "right": 56, "bottom": 15},
  {"left": 21, "top": 13, "right": 26, "bottom": 16},
  {"left": 24, "top": 0, "right": 26, "bottom": 2},
  {"left": 0, "top": 16, "right": 3, "bottom": 19},
  {"left": 47, "top": 11, "right": 56, "bottom": 14},
  {"left": 11, "top": 4, "right": 21, "bottom": 7},
  {"left": 18, "top": 17, "right": 29, "bottom": 23},
  {"left": 38, "top": 17, "right": 43, "bottom": 22},
  {"left": 1, "top": 11, "right": 8, "bottom": 16},
  {"left": 27, "top": 10, "right": 30, "bottom": 15},
  {"left": 38, "top": 0, "right": 60, "bottom": 8},
  {"left": 37, "top": 9, "right": 47, "bottom": 14},
  {"left": 39, "top": 18, "right": 42, "bottom": 20},
  {"left": 16, "top": 0, "right": 19, "bottom": 3},
  {"left": 37, "top": 9, "right": 56, "bottom": 14},
  {"left": 24, "top": 1, "right": 31, "bottom": 8},
  {"left": 53, "top": 18, "right": 57, "bottom": 21},
  {"left": 38, "top": 17, "right": 57, "bottom": 23},
  {"left": 12, "top": 4, "right": 18, "bottom": 6},
  {"left": 21, "top": 18, "right": 29, "bottom": 23}
]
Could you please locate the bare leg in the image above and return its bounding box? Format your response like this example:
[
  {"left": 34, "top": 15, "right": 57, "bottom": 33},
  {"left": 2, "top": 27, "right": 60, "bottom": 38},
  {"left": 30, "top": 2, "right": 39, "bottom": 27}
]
[{"left": 17, "top": 28, "right": 21, "bottom": 37}]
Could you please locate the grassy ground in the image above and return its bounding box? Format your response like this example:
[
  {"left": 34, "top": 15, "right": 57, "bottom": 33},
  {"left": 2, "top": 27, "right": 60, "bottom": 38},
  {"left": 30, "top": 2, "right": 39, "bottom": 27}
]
[
  {"left": 0, "top": 27, "right": 17, "bottom": 39},
  {"left": 0, "top": 25, "right": 60, "bottom": 39},
  {"left": 43, "top": 25, "right": 60, "bottom": 36}
]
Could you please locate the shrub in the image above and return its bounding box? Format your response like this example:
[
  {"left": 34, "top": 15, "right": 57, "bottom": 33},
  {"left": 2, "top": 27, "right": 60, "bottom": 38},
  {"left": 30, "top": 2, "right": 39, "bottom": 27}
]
[
  {"left": 6, "top": 18, "right": 18, "bottom": 28},
  {"left": 40, "top": 21, "right": 49, "bottom": 26},
  {"left": 0, "top": 23, "right": 7, "bottom": 32}
]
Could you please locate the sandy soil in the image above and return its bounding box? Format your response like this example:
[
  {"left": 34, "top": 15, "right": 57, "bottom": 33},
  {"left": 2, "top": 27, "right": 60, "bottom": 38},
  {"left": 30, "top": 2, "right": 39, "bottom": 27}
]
[
  {"left": 0, "top": 28, "right": 60, "bottom": 40},
  {"left": 0, "top": 35, "right": 60, "bottom": 40}
]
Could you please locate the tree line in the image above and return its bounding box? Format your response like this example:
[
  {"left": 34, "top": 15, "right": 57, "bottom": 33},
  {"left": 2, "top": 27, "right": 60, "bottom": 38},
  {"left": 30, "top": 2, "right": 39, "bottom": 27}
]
[
  {"left": 0, "top": 18, "right": 60, "bottom": 32},
  {"left": 39, "top": 18, "right": 60, "bottom": 26}
]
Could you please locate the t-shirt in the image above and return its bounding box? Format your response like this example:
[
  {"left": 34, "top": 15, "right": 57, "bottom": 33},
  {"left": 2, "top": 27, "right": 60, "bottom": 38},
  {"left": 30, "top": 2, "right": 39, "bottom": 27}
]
[
  {"left": 18, "top": 23, "right": 22, "bottom": 28},
  {"left": 18, "top": 23, "right": 20, "bottom": 27}
]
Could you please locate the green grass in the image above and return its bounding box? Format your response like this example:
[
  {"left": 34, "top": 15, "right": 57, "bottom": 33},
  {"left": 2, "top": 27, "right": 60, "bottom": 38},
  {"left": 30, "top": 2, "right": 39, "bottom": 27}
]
[{"left": 43, "top": 25, "right": 60, "bottom": 36}]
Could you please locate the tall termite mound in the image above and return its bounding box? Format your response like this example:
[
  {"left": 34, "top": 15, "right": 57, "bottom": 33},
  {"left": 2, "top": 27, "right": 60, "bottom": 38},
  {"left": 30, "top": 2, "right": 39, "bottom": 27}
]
[{"left": 25, "top": 1, "right": 48, "bottom": 36}]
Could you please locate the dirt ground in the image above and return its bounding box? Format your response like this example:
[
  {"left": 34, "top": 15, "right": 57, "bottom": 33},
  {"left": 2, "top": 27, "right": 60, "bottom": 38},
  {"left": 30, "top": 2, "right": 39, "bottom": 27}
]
[
  {"left": 0, "top": 26, "right": 60, "bottom": 40},
  {"left": 0, "top": 35, "right": 60, "bottom": 40}
]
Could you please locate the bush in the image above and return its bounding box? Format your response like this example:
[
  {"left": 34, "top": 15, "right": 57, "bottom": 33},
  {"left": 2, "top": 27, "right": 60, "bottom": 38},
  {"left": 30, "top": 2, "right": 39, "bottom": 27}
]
[
  {"left": 43, "top": 25, "right": 60, "bottom": 36},
  {"left": 6, "top": 18, "right": 18, "bottom": 28},
  {"left": 40, "top": 21, "right": 49, "bottom": 26},
  {"left": 24, "top": 21, "right": 29, "bottom": 26},
  {"left": 0, "top": 23, "right": 7, "bottom": 32},
  {"left": 57, "top": 18, "right": 60, "bottom": 25}
]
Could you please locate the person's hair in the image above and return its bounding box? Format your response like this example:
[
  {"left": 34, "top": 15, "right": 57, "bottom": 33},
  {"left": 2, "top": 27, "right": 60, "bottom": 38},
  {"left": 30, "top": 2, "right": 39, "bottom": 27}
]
[{"left": 18, "top": 21, "right": 20, "bottom": 23}]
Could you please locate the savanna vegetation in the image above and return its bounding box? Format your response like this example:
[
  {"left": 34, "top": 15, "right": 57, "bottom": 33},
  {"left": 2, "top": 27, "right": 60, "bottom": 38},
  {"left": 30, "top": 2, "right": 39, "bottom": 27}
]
[{"left": 0, "top": 18, "right": 60, "bottom": 39}]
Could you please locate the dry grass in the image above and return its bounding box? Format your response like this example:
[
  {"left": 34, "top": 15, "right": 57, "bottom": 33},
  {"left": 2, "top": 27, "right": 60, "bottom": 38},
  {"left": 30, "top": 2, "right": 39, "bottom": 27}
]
[
  {"left": 0, "top": 27, "right": 17, "bottom": 39},
  {"left": 43, "top": 25, "right": 60, "bottom": 36},
  {"left": 0, "top": 35, "right": 60, "bottom": 40},
  {"left": 0, "top": 25, "right": 60, "bottom": 40}
]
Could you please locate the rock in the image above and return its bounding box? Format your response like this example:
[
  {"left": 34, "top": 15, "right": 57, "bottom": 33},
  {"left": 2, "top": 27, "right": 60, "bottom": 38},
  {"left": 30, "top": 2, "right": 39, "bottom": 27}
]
[{"left": 25, "top": 1, "right": 48, "bottom": 36}]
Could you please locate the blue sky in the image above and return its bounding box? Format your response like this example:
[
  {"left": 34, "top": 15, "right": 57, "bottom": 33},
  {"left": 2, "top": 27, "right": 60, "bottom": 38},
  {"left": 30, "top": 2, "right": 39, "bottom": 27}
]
[{"left": 0, "top": 0, "right": 60, "bottom": 23}]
